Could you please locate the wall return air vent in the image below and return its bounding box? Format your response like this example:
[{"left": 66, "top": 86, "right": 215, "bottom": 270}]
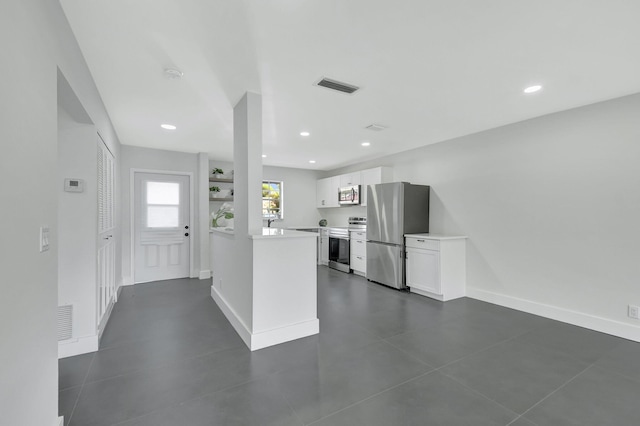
[
  {"left": 57, "top": 304, "right": 73, "bottom": 341},
  {"left": 315, "top": 77, "right": 360, "bottom": 94}
]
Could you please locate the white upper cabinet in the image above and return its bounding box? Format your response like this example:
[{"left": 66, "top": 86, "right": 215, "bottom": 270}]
[
  {"left": 360, "top": 167, "right": 393, "bottom": 206},
  {"left": 339, "top": 172, "right": 361, "bottom": 187},
  {"left": 316, "top": 176, "right": 340, "bottom": 208},
  {"left": 317, "top": 167, "right": 392, "bottom": 208}
]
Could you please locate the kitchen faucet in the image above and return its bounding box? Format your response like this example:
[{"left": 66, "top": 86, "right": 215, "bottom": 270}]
[{"left": 267, "top": 218, "right": 275, "bottom": 228}]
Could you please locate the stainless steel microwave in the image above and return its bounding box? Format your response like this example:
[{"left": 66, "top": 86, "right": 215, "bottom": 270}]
[{"left": 339, "top": 185, "right": 361, "bottom": 205}]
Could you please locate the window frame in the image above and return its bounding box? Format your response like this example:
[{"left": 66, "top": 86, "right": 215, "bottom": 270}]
[
  {"left": 144, "top": 181, "right": 182, "bottom": 229},
  {"left": 262, "top": 180, "right": 284, "bottom": 220}
]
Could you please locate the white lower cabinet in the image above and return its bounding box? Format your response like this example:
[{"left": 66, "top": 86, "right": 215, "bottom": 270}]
[
  {"left": 405, "top": 235, "right": 467, "bottom": 301},
  {"left": 319, "top": 229, "right": 329, "bottom": 265},
  {"left": 350, "top": 230, "right": 367, "bottom": 276}
]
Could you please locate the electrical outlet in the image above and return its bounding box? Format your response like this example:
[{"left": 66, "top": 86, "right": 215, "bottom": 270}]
[{"left": 628, "top": 305, "right": 639, "bottom": 320}]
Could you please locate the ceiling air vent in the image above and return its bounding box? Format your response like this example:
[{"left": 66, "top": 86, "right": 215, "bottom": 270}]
[
  {"left": 315, "top": 77, "right": 359, "bottom": 94},
  {"left": 365, "top": 124, "right": 387, "bottom": 132}
]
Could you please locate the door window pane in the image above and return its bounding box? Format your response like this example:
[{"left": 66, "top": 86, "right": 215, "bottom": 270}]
[
  {"left": 147, "top": 182, "right": 180, "bottom": 205},
  {"left": 147, "top": 206, "right": 179, "bottom": 228}
]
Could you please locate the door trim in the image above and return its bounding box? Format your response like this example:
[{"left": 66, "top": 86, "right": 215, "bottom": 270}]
[{"left": 130, "top": 168, "right": 195, "bottom": 283}]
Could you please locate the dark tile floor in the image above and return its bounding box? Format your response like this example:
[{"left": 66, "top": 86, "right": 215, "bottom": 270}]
[{"left": 59, "top": 267, "right": 640, "bottom": 425}]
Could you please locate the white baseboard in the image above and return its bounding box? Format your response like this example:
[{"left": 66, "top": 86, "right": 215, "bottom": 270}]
[
  {"left": 210, "top": 285, "right": 319, "bottom": 351},
  {"left": 122, "top": 276, "right": 134, "bottom": 286},
  {"left": 98, "top": 298, "right": 116, "bottom": 341},
  {"left": 466, "top": 287, "right": 640, "bottom": 343},
  {"left": 210, "top": 285, "right": 252, "bottom": 348},
  {"left": 199, "top": 270, "right": 211, "bottom": 280},
  {"left": 251, "top": 319, "right": 319, "bottom": 351},
  {"left": 58, "top": 334, "right": 98, "bottom": 359},
  {"left": 57, "top": 416, "right": 64, "bottom": 426}
]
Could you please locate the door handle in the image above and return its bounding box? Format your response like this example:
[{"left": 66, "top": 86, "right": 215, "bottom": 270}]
[{"left": 184, "top": 233, "right": 189, "bottom": 237}]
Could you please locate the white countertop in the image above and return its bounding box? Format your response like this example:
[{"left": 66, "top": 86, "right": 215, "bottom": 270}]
[
  {"left": 211, "top": 227, "right": 319, "bottom": 239},
  {"left": 250, "top": 228, "right": 319, "bottom": 239},
  {"left": 210, "top": 227, "right": 234, "bottom": 235},
  {"left": 404, "top": 233, "right": 468, "bottom": 240}
]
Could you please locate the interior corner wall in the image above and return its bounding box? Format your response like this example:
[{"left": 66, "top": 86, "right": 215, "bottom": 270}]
[
  {"left": 198, "top": 153, "right": 211, "bottom": 277},
  {"left": 120, "top": 145, "right": 200, "bottom": 283},
  {"left": 0, "top": 2, "right": 121, "bottom": 425},
  {"left": 327, "top": 93, "right": 640, "bottom": 339}
]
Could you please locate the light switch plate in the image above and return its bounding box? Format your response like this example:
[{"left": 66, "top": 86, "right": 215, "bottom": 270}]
[{"left": 40, "top": 226, "right": 50, "bottom": 252}]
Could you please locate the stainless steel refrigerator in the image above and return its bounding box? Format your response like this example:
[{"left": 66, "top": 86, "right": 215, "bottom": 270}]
[{"left": 366, "top": 182, "right": 430, "bottom": 289}]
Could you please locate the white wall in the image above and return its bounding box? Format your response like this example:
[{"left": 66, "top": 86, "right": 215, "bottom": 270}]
[
  {"left": 120, "top": 145, "right": 200, "bottom": 283},
  {"left": 57, "top": 107, "right": 98, "bottom": 340},
  {"left": 319, "top": 205, "right": 367, "bottom": 228},
  {"left": 0, "top": 2, "right": 121, "bottom": 425},
  {"left": 327, "top": 93, "right": 640, "bottom": 340},
  {"left": 263, "top": 165, "right": 322, "bottom": 228},
  {"left": 208, "top": 159, "right": 322, "bottom": 228}
]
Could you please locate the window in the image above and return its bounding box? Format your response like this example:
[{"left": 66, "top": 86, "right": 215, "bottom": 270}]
[
  {"left": 146, "top": 181, "right": 180, "bottom": 228},
  {"left": 262, "top": 180, "right": 283, "bottom": 219}
]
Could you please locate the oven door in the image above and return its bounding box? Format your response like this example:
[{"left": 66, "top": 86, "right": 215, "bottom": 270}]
[{"left": 328, "top": 236, "right": 350, "bottom": 272}]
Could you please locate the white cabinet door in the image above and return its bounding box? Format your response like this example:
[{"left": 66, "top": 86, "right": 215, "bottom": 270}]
[
  {"left": 328, "top": 176, "right": 340, "bottom": 207},
  {"left": 339, "top": 172, "right": 360, "bottom": 187},
  {"left": 406, "top": 248, "right": 441, "bottom": 294},
  {"left": 316, "top": 178, "right": 329, "bottom": 208},
  {"left": 320, "top": 236, "right": 329, "bottom": 264},
  {"left": 316, "top": 177, "right": 340, "bottom": 208}
]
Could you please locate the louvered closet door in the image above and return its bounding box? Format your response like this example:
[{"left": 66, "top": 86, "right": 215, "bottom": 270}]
[{"left": 97, "top": 135, "right": 116, "bottom": 329}]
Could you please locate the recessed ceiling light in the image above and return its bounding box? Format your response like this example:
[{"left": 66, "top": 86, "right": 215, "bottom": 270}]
[
  {"left": 524, "top": 85, "right": 542, "bottom": 94},
  {"left": 262, "top": 154, "right": 267, "bottom": 158},
  {"left": 300, "top": 131, "right": 310, "bottom": 137},
  {"left": 361, "top": 142, "right": 371, "bottom": 147},
  {"left": 160, "top": 124, "right": 177, "bottom": 130},
  {"left": 309, "top": 160, "right": 316, "bottom": 164}
]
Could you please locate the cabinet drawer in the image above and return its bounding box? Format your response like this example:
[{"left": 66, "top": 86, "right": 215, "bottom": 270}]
[
  {"left": 350, "top": 231, "right": 366, "bottom": 240},
  {"left": 405, "top": 237, "right": 440, "bottom": 251},
  {"left": 350, "top": 254, "right": 366, "bottom": 272},
  {"left": 350, "top": 238, "right": 366, "bottom": 256}
]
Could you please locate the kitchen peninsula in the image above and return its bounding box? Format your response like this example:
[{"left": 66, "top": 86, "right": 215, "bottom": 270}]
[{"left": 209, "top": 227, "right": 319, "bottom": 351}]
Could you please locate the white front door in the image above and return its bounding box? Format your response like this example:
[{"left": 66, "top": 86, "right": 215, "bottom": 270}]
[{"left": 134, "top": 172, "right": 190, "bottom": 283}]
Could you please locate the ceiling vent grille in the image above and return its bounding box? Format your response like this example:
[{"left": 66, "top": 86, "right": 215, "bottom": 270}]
[
  {"left": 365, "top": 124, "right": 387, "bottom": 132},
  {"left": 57, "top": 305, "right": 73, "bottom": 341},
  {"left": 315, "top": 77, "right": 359, "bottom": 94}
]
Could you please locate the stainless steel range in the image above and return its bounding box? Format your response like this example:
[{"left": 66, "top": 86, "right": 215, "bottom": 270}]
[{"left": 328, "top": 217, "right": 367, "bottom": 273}]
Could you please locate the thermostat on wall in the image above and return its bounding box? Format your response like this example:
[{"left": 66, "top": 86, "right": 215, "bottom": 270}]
[{"left": 64, "top": 178, "right": 85, "bottom": 193}]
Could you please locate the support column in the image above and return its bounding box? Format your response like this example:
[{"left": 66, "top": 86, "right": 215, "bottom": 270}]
[{"left": 233, "top": 92, "right": 262, "bottom": 236}]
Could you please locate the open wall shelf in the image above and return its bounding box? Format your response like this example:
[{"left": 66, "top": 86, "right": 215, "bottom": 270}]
[
  {"left": 209, "top": 197, "right": 234, "bottom": 202},
  {"left": 209, "top": 178, "right": 233, "bottom": 183}
]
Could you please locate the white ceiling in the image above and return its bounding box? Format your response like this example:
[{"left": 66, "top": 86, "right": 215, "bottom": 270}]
[{"left": 60, "top": 0, "right": 640, "bottom": 171}]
